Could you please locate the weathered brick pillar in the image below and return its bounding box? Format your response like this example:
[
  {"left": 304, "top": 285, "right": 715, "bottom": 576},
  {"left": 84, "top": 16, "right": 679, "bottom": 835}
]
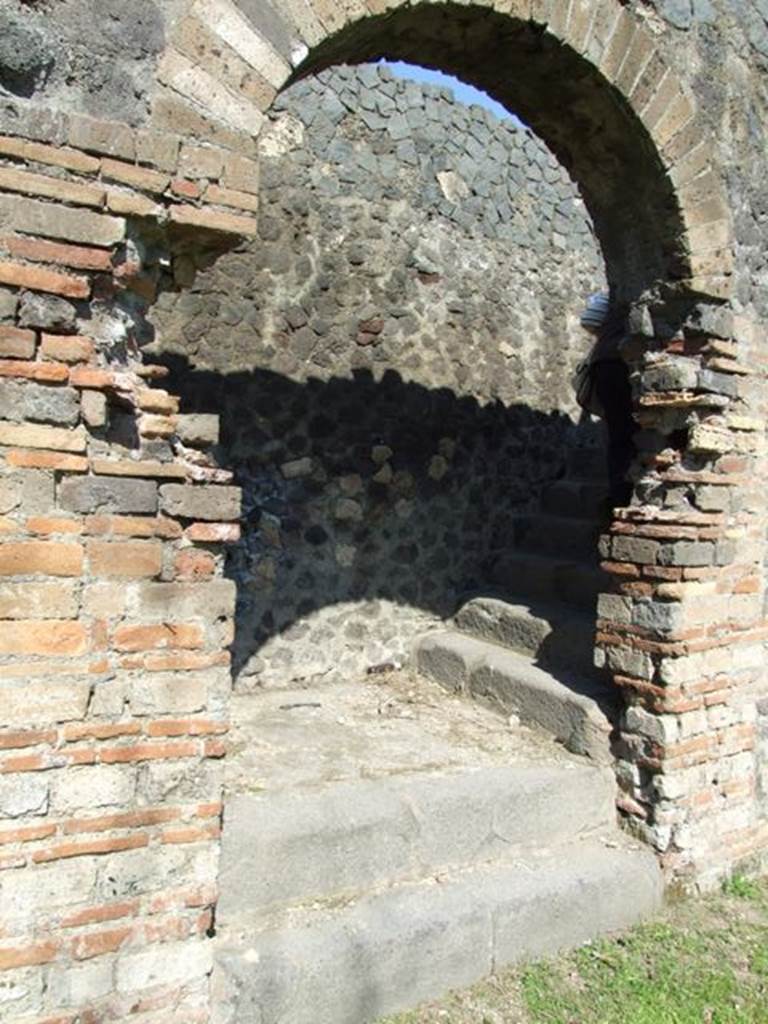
[
  {"left": 596, "top": 301, "right": 768, "bottom": 886},
  {"left": 0, "top": 115, "right": 257, "bottom": 1023}
]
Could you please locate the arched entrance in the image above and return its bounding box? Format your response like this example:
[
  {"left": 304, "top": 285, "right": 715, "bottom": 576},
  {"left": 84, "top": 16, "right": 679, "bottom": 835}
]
[{"left": 150, "top": 2, "right": 734, "bottom": 1018}]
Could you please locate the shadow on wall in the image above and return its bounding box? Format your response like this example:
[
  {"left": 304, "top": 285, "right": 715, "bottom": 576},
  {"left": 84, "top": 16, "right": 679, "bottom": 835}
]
[{"left": 158, "top": 353, "right": 603, "bottom": 690}]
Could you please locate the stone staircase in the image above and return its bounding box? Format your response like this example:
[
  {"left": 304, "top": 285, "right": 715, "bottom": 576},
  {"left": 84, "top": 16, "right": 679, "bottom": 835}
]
[
  {"left": 212, "top": 671, "right": 660, "bottom": 1023},
  {"left": 416, "top": 442, "right": 618, "bottom": 763},
  {"left": 210, "top": 445, "right": 663, "bottom": 1024}
]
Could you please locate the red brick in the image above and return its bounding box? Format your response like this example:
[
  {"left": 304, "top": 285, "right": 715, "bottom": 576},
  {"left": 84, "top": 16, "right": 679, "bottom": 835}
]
[
  {"left": 136, "top": 388, "right": 180, "bottom": 414},
  {"left": 86, "top": 539, "right": 162, "bottom": 578},
  {"left": 0, "top": 541, "right": 83, "bottom": 577},
  {"left": 100, "top": 741, "right": 197, "bottom": 764},
  {"left": 84, "top": 514, "right": 182, "bottom": 539},
  {"left": 68, "top": 366, "right": 116, "bottom": 388},
  {"left": 69, "top": 925, "right": 133, "bottom": 960},
  {"left": 0, "top": 358, "right": 69, "bottom": 382},
  {"left": 26, "top": 516, "right": 84, "bottom": 536},
  {"left": 204, "top": 738, "right": 226, "bottom": 759},
  {"left": 106, "top": 190, "right": 162, "bottom": 218},
  {"left": 0, "top": 939, "right": 58, "bottom": 969},
  {"left": 0, "top": 728, "right": 57, "bottom": 750},
  {"left": 139, "top": 413, "right": 177, "bottom": 438},
  {"left": 0, "top": 325, "right": 36, "bottom": 359},
  {"left": 170, "top": 178, "right": 201, "bottom": 199},
  {"left": 0, "top": 234, "right": 112, "bottom": 271},
  {"left": 196, "top": 801, "right": 223, "bottom": 818},
  {"left": 113, "top": 623, "right": 204, "bottom": 651},
  {"left": 0, "top": 823, "right": 56, "bottom": 845},
  {"left": 0, "top": 260, "right": 90, "bottom": 298},
  {"left": 143, "top": 914, "right": 191, "bottom": 943},
  {"left": 0, "top": 135, "right": 100, "bottom": 173},
  {"left": 91, "top": 458, "right": 186, "bottom": 480},
  {"left": 147, "top": 718, "right": 227, "bottom": 738},
  {"left": 40, "top": 334, "right": 95, "bottom": 363},
  {"left": 120, "top": 650, "right": 230, "bottom": 672},
  {"left": 5, "top": 449, "right": 88, "bottom": 472},
  {"left": 0, "top": 751, "right": 51, "bottom": 772},
  {"left": 61, "top": 899, "right": 138, "bottom": 928},
  {"left": 161, "top": 823, "right": 220, "bottom": 845},
  {"left": 184, "top": 522, "right": 241, "bottom": 543},
  {"left": 169, "top": 204, "right": 257, "bottom": 236},
  {"left": 63, "top": 721, "right": 141, "bottom": 742},
  {"left": 0, "top": 164, "right": 104, "bottom": 207},
  {"left": 63, "top": 807, "right": 179, "bottom": 834},
  {"left": 149, "top": 883, "right": 216, "bottom": 914},
  {"left": 205, "top": 183, "right": 259, "bottom": 213},
  {"left": 174, "top": 548, "right": 216, "bottom": 580},
  {"left": 101, "top": 157, "right": 169, "bottom": 193},
  {"left": 32, "top": 833, "right": 149, "bottom": 863},
  {"left": 61, "top": 748, "right": 96, "bottom": 767},
  {"left": 0, "top": 619, "right": 88, "bottom": 656}
]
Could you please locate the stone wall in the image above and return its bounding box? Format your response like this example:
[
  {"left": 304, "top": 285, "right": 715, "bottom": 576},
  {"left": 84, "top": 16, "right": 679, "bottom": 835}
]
[
  {"left": 0, "top": 0, "right": 165, "bottom": 125},
  {"left": 150, "top": 63, "right": 605, "bottom": 687}
]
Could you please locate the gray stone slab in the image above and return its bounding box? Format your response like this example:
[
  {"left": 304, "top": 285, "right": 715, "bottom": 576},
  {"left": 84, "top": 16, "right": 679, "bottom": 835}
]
[
  {"left": 455, "top": 596, "right": 596, "bottom": 676},
  {"left": 415, "top": 631, "right": 614, "bottom": 762},
  {"left": 159, "top": 483, "right": 241, "bottom": 521},
  {"left": 59, "top": 476, "right": 157, "bottom": 514},
  {"left": 218, "top": 763, "right": 614, "bottom": 918},
  {"left": 212, "top": 838, "right": 661, "bottom": 1024}
]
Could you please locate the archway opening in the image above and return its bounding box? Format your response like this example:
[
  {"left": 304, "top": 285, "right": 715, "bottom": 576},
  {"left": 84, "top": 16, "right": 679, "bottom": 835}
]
[
  {"left": 151, "top": 58, "right": 612, "bottom": 696},
  {"left": 288, "top": 2, "right": 690, "bottom": 299}
]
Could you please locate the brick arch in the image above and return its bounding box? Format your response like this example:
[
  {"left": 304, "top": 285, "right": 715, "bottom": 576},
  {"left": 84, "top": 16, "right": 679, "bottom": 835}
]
[{"left": 156, "top": 0, "right": 732, "bottom": 300}]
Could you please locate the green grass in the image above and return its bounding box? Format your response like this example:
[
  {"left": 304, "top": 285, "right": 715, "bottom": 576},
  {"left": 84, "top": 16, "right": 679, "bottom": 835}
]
[{"left": 384, "top": 875, "right": 768, "bottom": 1024}]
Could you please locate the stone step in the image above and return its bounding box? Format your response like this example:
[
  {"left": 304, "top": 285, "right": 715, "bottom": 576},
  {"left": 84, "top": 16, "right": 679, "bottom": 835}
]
[
  {"left": 217, "top": 761, "right": 616, "bottom": 919},
  {"left": 567, "top": 445, "right": 608, "bottom": 480},
  {"left": 455, "top": 594, "right": 595, "bottom": 676},
  {"left": 488, "top": 550, "right": 606, "bottom": 612},
  {"left": 515, "top": 513, "right": 601, "bottom": 559},
  {"left": 541, "top": 478, "right": 608, "bottom": 520},
  {"left": 415, "top": 631, "right": 617, "bottom": 762},
  {"left": 212, "top": 835, "right": 662, "bottom": 1024}
]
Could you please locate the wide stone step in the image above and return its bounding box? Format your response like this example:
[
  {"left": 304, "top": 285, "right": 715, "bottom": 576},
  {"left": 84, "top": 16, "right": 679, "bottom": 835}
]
[
  {"left": 455, "top": 594, "right": 595, "bottom": 675},
  {"left": 212, "top": 836, "right": 662, "bottom": 1024},
  {"left": 541, "top": 478, "right": 608, "bottom": 520},
  {"left": 488, "top": 550, "right": 606, "bottom": 612},
  {"left": 415, "top": 631, "right": 617, "bottom": 762},
  {"left": 515, "top": 513, "right": 600, "bottom": 559},
  {"left": 217, "top": 761, "right": 615, "bottom": 919}
]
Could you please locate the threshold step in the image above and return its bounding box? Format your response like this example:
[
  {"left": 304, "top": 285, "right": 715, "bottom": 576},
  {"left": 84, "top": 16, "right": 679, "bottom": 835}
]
[
  {"left": 455, "top": 594, "right": 596, "bottom": 675},
  {"left": 217, "top": 761, "right": 615, "bottom": 920},
  {"left": 212, "top": 835, "right": 661, "bottom": 1024},
  {"left": 415, "top": 630, "right": 617, "bottom": 762}
]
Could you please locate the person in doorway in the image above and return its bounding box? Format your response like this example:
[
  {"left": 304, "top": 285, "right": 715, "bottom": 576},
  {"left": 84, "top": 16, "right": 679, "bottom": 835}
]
[{"left": 578, "top": 292, "right": 636, "bottom": 509}]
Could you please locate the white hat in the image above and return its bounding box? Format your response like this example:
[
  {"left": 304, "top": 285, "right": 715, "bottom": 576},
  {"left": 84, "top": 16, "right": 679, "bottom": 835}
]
[{"left": 580, "top": 291, "right": 610, "bottom": 332}]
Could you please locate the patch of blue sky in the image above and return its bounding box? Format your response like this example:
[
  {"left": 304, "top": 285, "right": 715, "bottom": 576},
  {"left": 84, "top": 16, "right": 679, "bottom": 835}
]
[{"left": 381, "top": 61, "right": 524, "bottom": 127}]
